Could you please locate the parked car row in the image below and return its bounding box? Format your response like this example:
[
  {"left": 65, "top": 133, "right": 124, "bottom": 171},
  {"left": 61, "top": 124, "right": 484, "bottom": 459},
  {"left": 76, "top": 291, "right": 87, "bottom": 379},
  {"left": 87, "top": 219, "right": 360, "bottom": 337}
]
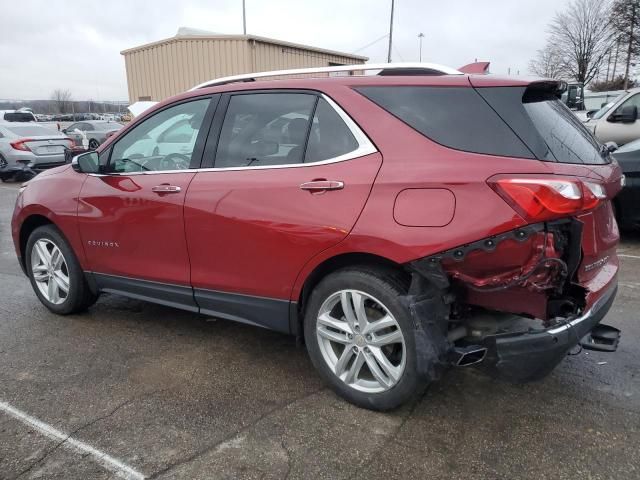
[
  {"left": 62, "top": 120, "right": 123, "bottom": 149},
  {"left": 0, "top": 123, "right": 73, "bottom": 181},
  {"left": 0, "top": 118, "right": 123, "bottom": 181}
]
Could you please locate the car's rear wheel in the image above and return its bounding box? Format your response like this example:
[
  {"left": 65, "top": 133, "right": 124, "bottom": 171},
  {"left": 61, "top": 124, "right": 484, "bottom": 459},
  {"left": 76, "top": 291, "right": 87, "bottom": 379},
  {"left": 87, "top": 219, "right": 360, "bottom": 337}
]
[
  {"left": 26, "top": 225, "right": 97, "bottom": 314},
  {"left": 304, "top": 267, "right": 422, "bottom": 410}
]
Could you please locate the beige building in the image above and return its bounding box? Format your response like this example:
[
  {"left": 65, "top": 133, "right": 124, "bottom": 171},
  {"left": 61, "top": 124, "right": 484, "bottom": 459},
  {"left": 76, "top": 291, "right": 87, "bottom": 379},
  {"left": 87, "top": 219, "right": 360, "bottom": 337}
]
[{"left": 121, "top": 29, "right": 368, "bottom": 103}]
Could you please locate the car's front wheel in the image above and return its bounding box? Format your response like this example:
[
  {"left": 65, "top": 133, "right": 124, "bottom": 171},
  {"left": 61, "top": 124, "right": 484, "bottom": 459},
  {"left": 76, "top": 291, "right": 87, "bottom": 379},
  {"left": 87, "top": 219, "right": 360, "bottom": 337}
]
[
  {"left": 25, "top": 225, "right": 97, "bottom": 314},
  {"left": 304, "top": 267, "right": 422, "bottom": 410}
]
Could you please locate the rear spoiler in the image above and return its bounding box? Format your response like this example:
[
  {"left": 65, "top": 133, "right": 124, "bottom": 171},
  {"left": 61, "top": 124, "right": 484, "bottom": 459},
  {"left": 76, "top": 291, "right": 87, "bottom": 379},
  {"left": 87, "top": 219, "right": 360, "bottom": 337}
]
[
  {"left": 523, "top": 80, "right": 568, "bottom": 101},
  {"left": 458, "top": 62, "right": 491, "bottom": 74}
]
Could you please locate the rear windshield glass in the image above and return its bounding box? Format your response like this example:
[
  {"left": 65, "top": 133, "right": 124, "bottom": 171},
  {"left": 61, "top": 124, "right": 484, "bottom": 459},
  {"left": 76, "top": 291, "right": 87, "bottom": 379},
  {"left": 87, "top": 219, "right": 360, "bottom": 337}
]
[
  {"left": 6, "top": 126, "right": 58, "bottom": 136},
  {"left": 3, "top": 112, "right": 35, "bottom": 122},
  {"left": 94, "top": 122, "right": 122, "bottom": 131},
  {"left": 477, "top": 86, "right": 607, "bottom": 165},
  {"left": 355, "top": 86, "right": 534, "bottom": 159},
  {"left": 522, "top": 97, "right": 604, "bottom": 164}
]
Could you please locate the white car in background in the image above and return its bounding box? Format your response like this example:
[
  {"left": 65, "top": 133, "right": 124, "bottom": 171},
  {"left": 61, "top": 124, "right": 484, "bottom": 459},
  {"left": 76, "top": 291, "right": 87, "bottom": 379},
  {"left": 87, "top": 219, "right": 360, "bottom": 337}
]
[
  {"left": 584, "top": 88, "right": 640, "bottom": 146},
  {"left": 0, "top": 110, "right": 37, "bottom": 123},
  {"left": 0, "top": 123, "right": 73, "bottom": 181}
]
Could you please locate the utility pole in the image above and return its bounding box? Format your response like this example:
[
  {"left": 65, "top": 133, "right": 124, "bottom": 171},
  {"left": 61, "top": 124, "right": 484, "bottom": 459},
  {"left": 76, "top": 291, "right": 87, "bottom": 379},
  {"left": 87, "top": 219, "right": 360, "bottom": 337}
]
[
  {"left": 242, "top": 0, "right": 247, "bottom": 35},
  {"left": 418, "top": 32, "right": 424, "bottom": 62},
  {"left": 612, "top": 37, "right": 620, "bottom": 81},
  {"left": 387, "top": 0, "right": 395, "bottom": 63}
]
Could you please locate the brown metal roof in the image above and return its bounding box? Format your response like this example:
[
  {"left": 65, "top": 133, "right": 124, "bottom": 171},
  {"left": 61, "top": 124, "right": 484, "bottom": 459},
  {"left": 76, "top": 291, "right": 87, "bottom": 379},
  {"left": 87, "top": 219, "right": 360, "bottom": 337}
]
[{"left": 120, "top": 34, "right": 368, "bottom": 62}]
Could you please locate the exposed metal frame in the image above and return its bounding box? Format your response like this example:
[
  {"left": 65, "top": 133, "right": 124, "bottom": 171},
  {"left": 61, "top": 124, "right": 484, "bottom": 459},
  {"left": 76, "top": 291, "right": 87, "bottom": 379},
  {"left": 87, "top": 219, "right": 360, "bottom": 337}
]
[{"left": 190, "top": 62, "right": 463, "bottom": 91}]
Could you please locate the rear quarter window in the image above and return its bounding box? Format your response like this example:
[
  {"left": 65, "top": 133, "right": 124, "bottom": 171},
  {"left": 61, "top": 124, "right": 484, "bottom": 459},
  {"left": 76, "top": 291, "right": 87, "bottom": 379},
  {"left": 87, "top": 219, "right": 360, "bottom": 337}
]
[{"left": 355, "top": 86, "right": 534, "bottom": 159}]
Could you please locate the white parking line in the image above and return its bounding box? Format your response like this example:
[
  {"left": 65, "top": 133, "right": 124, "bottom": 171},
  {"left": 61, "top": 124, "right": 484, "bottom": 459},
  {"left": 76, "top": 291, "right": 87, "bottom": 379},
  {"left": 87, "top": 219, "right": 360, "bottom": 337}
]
[
  {"left": 619, "top": 254, "right": 640, "bottom": 260},
  {"left": 0, "top": 400, "right": 145, "bottom": 480}
]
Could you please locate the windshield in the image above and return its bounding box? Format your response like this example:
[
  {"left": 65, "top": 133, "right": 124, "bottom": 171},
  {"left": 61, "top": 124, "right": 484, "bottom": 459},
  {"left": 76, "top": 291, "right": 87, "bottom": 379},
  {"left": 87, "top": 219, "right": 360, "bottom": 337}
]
[
  {"left": 94, "top": 122, "right": 122, "bottom": 131},
  {"left": 3, "top": 112, "right": 35, "bottom": 122},
  {"left": 591, "top": 101, "right": 617, "bottom": 120},
  {"left": 523, "top": 97, "right": 605, "bottom": 164}
]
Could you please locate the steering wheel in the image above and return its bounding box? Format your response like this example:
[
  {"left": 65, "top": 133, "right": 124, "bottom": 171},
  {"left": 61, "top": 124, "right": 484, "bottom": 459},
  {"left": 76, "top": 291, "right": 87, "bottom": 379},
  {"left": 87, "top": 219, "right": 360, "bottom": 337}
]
[{"left": 159, "top": 153, "right": 190, "bottom": 170}]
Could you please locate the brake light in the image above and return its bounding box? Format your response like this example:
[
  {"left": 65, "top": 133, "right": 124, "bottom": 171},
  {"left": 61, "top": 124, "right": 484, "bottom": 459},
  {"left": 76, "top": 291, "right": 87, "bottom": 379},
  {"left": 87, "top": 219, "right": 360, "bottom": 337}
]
[
  {"left": 489, "top": 176, "right": 606, "bottom": 221},
  {"left": 10, "top": 138, "right": 34, "bottom": 152}
]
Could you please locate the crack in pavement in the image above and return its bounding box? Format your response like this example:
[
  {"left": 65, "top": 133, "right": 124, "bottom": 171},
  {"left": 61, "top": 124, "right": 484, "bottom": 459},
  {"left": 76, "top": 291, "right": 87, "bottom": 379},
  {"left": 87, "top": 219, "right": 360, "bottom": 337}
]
[
  {"left": 147, "top": 386, "right": 326, "bottom": 480},
  {"left": 10, "top": 388, "right": 167, "bottom": 480},
  {"left": 345, "top": 387, "right": 428, "bottom": 480}
]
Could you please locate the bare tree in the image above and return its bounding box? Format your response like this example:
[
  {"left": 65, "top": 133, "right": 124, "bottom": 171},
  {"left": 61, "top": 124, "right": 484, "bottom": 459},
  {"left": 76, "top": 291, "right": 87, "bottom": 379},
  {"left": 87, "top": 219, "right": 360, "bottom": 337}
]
[
  {"left": 547, "top": 0, "right": 614, "bottom": 85},
  {"left": 610, "top": 0, "right": 640, "bottom": 89},
  {"left": 529, "top": 43, "right": 566, "bottom": 78},
  {"left": 50, "top": 89, "right": 73, "bottom": 114}
]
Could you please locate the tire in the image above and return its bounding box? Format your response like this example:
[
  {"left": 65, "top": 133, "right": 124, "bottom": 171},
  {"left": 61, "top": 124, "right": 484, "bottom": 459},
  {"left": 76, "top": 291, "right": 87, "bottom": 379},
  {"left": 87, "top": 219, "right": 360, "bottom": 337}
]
[
  {"left": 88, "top": 139, "right": 100, "bottom": 150},
  {"left": 25, "top": 225, "right": 98, "bottom": 315},
  {"left": 304, "top": 267, "right": 423, "bottom": 411}
]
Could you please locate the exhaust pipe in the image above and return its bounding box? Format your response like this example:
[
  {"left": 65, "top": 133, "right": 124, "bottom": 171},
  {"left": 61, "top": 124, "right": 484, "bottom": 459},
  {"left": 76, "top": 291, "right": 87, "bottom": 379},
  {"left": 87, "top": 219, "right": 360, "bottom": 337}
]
[{"left": 451, "top": 345, "right": 487, "bottom": 367}]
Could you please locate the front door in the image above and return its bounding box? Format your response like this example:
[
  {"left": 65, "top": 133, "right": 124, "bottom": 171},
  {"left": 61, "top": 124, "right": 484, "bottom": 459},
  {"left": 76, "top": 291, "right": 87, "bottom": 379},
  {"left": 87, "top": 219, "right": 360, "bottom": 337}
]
[
  {"left": 184, "top": 91, "right": 381, "bottom": 331},
  {"left": 77, "top": 97, "right": 213, "bottom": 299}
]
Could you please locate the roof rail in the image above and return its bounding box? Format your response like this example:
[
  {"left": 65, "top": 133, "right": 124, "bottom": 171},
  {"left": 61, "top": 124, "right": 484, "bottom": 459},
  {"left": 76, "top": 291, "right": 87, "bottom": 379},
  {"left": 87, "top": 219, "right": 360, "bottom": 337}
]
[{"left": 189, "top": 62, "right": 464, "bottom": 90}]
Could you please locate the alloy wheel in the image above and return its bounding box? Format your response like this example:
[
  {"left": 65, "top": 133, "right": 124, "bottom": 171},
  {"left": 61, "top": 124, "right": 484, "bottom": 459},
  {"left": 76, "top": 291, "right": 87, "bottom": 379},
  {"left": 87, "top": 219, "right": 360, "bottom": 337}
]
[
  {"left": 30, "top": 239, "right": 70, "bottom": 305},
  {"left": 316, "top": 289, "right": 406, "bottom": 393}
]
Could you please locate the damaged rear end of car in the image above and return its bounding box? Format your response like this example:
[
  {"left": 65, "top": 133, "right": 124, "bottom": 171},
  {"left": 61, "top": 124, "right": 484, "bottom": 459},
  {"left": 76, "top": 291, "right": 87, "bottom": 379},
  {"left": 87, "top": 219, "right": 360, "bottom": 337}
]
[{"left": 360, "top": 77, "right": 623, "bottom": 383}]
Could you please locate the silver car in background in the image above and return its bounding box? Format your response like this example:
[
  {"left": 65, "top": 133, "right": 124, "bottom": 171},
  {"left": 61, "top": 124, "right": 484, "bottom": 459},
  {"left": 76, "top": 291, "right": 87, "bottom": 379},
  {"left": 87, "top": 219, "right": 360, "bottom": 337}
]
[
  {"left": 62, "top": 120, "right": 123, "bottom": 149},
  {"left": 0, "top": 123, "right": 73, "bottom": 180}
]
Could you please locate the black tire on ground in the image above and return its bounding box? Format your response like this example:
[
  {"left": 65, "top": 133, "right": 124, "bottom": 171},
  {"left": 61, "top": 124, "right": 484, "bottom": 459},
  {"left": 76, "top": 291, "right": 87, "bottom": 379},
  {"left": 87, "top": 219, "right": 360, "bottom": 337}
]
[
  {"left": 25, "top": 225, "right": 98, "bottom": 315},
  {"left": 304, "top": 267, "right": 424, "bottom": 411}
]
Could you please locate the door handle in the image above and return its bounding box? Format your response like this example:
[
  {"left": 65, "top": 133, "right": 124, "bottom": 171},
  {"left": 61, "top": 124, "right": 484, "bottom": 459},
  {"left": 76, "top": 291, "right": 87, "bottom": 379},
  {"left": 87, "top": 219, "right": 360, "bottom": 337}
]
[
  {"left": 151, "top": 184, "right": 181, "bottom": 194},
  {"left": 300, "top": 180, "right": 344, "bottom": 192}
]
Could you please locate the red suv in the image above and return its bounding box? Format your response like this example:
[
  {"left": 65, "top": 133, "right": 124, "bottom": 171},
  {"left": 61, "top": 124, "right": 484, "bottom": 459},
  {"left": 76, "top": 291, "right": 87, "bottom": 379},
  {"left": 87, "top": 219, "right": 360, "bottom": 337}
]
[{"left": 11, "top": 64, "right": 622, "bottom": 410}]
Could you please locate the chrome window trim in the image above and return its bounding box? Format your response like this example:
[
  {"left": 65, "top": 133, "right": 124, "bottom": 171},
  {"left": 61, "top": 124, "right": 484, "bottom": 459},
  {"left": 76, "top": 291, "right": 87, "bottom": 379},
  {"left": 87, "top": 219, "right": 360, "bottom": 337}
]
[{"left": 91, "top": 94, "right": 377, "bottom": 177}]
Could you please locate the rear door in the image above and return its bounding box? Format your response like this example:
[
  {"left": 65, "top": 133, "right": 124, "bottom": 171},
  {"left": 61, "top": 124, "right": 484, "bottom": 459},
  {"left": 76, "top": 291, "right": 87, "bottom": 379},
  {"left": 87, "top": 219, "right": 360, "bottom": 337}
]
[{"left": 184, "top": 91, "right": 381, "bottom": 331}]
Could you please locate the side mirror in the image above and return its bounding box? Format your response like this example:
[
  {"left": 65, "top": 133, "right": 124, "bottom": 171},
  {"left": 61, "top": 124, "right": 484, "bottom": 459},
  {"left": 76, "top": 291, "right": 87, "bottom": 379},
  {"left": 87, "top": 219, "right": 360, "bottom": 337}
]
[
  {"left": 71, "top": 151, "right": 100, "bottom": 174},
  {"left": 586, "top": 110, "right": 597, "bottom": 119},
  {"left": 604, "top": 141, "right": 618, "bottom": 153},
  {"left": 612, "top": 105, "right": 638, "bottom": 123},
  {"left": 61, "top": 129, "right": 67, "bottom": 134}
]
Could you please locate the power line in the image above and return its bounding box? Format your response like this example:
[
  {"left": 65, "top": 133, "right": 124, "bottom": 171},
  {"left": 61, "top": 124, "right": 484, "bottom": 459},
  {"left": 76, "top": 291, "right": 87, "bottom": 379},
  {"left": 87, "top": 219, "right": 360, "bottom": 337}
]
[{"left": 353, "top": 34, "right": 389, "bottom": 54}]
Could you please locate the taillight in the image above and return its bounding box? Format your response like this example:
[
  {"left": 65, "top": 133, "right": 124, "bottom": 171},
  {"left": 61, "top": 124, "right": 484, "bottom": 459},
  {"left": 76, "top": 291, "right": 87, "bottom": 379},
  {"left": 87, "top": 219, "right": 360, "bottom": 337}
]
[
  {"left": 10, "top": 138, "right": 34, "bottom": 152},
  {"left": 489, "top": 175, "right": 606, "bottom": 222}
]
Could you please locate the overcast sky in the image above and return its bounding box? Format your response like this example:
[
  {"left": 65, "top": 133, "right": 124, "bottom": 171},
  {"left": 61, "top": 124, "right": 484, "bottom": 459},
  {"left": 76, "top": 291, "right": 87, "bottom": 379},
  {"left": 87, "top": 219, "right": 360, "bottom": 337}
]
[{"left": 0, "top": 0, "right": 573, "bottom": 101}]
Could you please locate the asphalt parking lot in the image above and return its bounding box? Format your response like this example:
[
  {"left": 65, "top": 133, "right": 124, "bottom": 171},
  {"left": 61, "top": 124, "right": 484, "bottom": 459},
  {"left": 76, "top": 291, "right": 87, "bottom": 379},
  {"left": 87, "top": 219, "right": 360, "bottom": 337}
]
[{"left": 0, "top": 181, "right": 638, "bottom": 480}]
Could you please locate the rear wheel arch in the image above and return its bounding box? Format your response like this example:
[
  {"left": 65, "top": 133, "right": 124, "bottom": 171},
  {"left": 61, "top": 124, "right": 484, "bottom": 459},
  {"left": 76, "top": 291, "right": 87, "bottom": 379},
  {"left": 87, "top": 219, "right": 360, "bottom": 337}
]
[{"left": 294, "top": 252, "right": 409, "bottom": 336}]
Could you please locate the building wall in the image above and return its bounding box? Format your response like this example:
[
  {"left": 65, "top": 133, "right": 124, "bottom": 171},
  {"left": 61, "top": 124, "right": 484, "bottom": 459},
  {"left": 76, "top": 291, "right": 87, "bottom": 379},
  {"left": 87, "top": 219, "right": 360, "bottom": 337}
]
[{"left": 123, "top": 38, "right": 364, "bottom": 103}]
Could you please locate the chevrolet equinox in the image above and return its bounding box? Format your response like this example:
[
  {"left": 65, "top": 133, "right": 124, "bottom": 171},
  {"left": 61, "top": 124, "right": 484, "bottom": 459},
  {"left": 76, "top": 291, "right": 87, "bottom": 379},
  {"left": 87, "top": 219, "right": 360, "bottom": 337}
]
[{"left": 11, "top": 63, "right": 623, "bottom": 410}]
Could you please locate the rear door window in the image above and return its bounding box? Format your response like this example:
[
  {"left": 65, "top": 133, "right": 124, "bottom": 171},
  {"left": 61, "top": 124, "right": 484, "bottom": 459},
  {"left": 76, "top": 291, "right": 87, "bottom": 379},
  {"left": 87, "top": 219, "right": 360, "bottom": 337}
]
[
  {"left": 214, "top": 93, "right": 317, "bottom": 168},
  {"left": 356, "top": 86, "right": 534, "bottom": 159}
]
